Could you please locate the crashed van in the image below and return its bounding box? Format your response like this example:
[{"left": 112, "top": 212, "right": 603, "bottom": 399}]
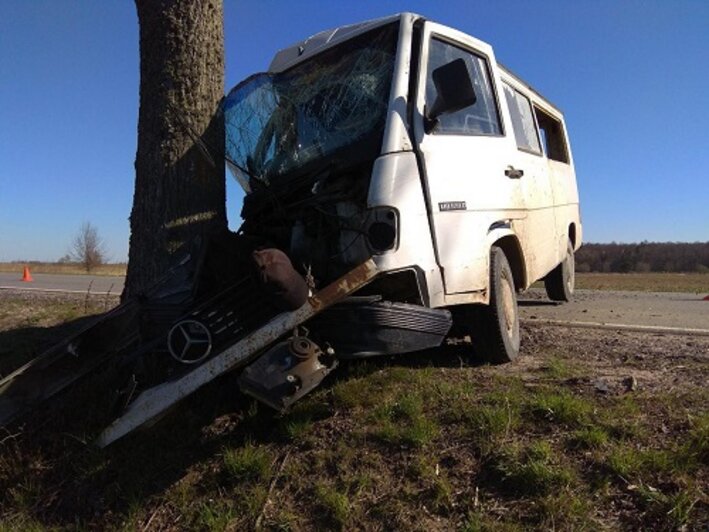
[
  {"left": 0, "top": 13, "right": 581, "bottom": 445},
  {"left": 223, "top": 12, "right": 581, "bottom": 361}
]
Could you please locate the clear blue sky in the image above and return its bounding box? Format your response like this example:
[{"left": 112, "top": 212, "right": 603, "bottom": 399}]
[{"left": 1, "top": 0, "right": 708, "bottom": 262}]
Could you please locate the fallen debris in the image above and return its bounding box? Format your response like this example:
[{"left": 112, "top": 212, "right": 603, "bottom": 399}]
[{"left": 623, "top": 375, "right": 638, "bottom": 392}]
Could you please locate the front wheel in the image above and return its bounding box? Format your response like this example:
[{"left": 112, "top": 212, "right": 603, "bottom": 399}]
[
  {"left": 471, "top": 247, "right": 520, "bottom": 364},
  {"left": 544, "top": 240, "right": 575, "bottom": 302}
]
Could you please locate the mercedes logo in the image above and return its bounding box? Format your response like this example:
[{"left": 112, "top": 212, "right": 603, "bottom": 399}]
[{"left": 167, "top": 320, "right": 213, "bottom": 364}]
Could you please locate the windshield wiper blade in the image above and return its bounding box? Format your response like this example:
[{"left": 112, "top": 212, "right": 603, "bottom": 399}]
[{"left": 225, "top": 153, "right": 259, "bottom": 183}]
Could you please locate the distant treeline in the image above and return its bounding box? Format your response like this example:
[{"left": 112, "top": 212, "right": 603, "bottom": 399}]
[{"left": 576, "top": 242, "right": 709, "bottom": 273}]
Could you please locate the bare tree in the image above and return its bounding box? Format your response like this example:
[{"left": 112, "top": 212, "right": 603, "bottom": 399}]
[
  {"left": 70, "top": 221, "right": 107, "bottom": 272},
  {"left": 124, "top": 0, "right": 227, "bottom": 299}
]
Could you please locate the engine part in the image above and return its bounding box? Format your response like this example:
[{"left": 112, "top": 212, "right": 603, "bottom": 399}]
[{"left": 237, "top": 336, "right": 337, "bottom": 411}]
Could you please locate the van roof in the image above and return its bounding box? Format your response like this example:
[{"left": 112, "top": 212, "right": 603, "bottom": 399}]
[
  {"left": 268, "top": 13, "right": 415, "bottom": 72},
  {"left": 268, "top": 13, "right": 563, "bottom": 116}
]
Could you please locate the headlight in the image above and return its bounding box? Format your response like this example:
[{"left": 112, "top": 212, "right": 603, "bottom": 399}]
[{"left": 366, "top": 207, "right": 398, "bottom": 252}]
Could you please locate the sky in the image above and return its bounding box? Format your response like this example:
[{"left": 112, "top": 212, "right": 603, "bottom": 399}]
[{"left": 1, "top": 0, "right": 708, "bottom": 262}]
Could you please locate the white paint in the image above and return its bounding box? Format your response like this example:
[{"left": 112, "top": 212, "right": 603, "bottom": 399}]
[{"left": 523, "top": 318, "right": 709, "bottom": 337}]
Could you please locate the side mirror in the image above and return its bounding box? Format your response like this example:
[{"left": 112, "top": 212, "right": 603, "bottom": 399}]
[{"left": 425, "top": 58, "right": 477, "bottom": 133}]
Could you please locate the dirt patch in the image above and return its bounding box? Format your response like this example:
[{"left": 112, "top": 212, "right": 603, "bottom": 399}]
[{"left": 520, "top": 323, "right": 709, "bottom": 392}]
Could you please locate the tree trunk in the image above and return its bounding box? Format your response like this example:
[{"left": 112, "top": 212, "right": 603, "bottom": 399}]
[{"left": 125, "top": 0, "right": 226, "bottom": 298}]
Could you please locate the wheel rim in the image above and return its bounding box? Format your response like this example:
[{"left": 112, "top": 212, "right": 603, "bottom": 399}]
[
  {"left": 501, "top": 273, "right": 517, "bottom": 336},
  {"left": 565, "top": 248, "right": 575, "bottom": 294}
]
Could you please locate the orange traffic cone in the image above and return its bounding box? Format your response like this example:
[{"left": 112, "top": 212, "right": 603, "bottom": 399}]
[{"left": 21, "top": 266, "right": 33, "bottom": 282}]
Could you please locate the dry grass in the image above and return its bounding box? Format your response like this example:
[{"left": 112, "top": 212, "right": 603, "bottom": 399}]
[
  {"left": 0, "top": 262, "right": 126, "bottom": 277},
  {"left": 576, "top": 272, "right": 709, "bottom": 293}
]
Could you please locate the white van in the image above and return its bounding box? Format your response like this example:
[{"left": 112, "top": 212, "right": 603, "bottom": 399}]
[
  {"left": 94, "top": 12, "right": 583, "bottom": 444},
  {"left": 224, "top": 12, "right": 582, "bottom": 364}
]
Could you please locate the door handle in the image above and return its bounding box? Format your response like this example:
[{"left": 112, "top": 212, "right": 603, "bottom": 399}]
[{"left": 505, "top": 166, "right": 524, "bottom": 179}]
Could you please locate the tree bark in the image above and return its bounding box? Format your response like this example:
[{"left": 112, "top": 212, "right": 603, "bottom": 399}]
[{"left": 125, "top": 0, "right": 226, "bottom": 298}]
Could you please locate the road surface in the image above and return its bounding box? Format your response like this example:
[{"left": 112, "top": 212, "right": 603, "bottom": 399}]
[
  {"left": 1, "top": 272, "right": 707, "bottom": 333},
  {"left": 519, "top": 288, "right": 709, "bottom": 333},
  {"left": 0, "top": 272, "right": 124, "bottom": 295}
]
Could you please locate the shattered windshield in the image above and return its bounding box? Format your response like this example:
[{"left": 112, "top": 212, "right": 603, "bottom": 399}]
[{"left": 224, "top": 23, "right": 398, "bottom": 192}]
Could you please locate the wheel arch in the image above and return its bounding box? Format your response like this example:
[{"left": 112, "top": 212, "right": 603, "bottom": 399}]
[
  {"left": 487, "top": 229, "right": 526, "bottom": 291},
  {"left": 568, "top": 223, "right": 577, "bottom": 247}
]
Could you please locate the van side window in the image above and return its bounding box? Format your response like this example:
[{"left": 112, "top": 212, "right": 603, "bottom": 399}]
[
  {"left": 534, "top": 107, "right": 569, "bottom": 163},
  {"left": 502, "top": 83, "right": 541, "bottom": 154},
  {"left": 425, "top": 38, "right": 501, "bottom": 136}
]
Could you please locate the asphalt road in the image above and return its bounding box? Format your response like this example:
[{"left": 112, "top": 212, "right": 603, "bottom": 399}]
[
  {"left": 0, "top": 272, "right": 124, "bottom": 295},
  {"left": 519, "top": 288, "right": 709, "bottom": 333},
  {"left": 1, "top": 272, "right": 707, "bottom": 333}
]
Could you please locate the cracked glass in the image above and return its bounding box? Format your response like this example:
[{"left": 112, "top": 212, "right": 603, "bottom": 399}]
[{"left": 224, "top": 23, "right": 398, "bottom": 192}]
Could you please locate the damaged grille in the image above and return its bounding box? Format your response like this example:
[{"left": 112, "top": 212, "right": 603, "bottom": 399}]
[{"left": 178, "top": 276, "right": 280, "bottom": 355}]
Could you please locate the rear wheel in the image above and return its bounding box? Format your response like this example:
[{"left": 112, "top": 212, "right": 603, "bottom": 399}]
[{"left": 545, "top": 240, "right": 575, "bottom": 302}]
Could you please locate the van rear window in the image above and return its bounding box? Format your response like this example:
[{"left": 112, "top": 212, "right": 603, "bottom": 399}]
[{"left": 534, "top": 107, "right": 569, "bottom": 163}]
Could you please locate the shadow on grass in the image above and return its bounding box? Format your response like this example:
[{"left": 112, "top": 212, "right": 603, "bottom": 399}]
[
  {"left": 0, "top": 324, "right": 489, "bottom": 528},
  {"left": 0, "top": 314, "right": 102, "bottom": 378},
  {"left": 0, "top": 368, "right": 266, "bottom": 528},
  {"left": 330, "top": 343, "right": 492, "bottom": 391}
]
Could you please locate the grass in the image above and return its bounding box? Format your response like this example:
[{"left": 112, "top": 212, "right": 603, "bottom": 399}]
[
  {"left": 0, "top": 293, "right": 707, "bottom": 530},
  {"left": 315, "top": 483, "right": 351, "bottom": 527},
  {"left": 370, "top": 394, "right": 439, "bottom": 448},
  {"left": 575, "top": 272, "right": 709, "bottom": 293},
  {"left": 569, "top": 426, "right": 609, "bottom": 450},
  {"left": 197, "top": 499, "right": 238, "bottom": 531},
  {"left": 2, "top": 366, "right": 706, "bottom": 530},
  {"left": 527, "top": 389, "right": 593, "bottom": 427},
  {"left": 489, "top": 441, "right": 575, "bottom": 496},
  {"left": 0, "top": 261, "right": 126, "bottom": 276},
  {"left": 540, "top": 354, "right": 580, "bottom": 379},
  {"left": 222, "top": 442, "right": 272, "bottom": 482}
]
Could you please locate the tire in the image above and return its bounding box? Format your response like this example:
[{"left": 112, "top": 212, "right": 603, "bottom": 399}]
[
  {"left": 450, "top": 247, "right": 520, "bottom": 364},
  {"left": 544, "top": 239, "right": 575, "bottom": 302}
]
